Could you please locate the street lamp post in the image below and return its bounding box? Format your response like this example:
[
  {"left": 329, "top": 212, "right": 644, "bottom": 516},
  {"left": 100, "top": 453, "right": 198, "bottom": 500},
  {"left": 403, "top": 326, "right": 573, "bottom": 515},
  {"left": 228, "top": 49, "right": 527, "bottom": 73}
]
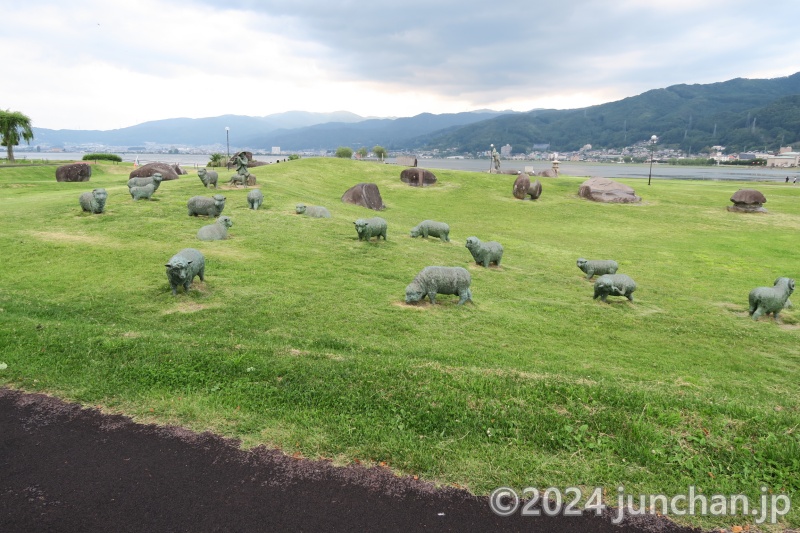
[
  {"left": 225, "top": 127, "right": 230, "bottom": 169},
  {"left": 647, "top": 135, "right": 658, "bottom": 186}
]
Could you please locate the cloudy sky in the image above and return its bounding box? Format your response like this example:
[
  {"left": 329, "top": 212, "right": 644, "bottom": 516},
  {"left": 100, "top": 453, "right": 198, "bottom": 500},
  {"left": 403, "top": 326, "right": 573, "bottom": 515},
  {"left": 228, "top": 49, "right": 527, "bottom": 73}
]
[{"left": 4, "top": 0, "right": 799, "bottom": 131}]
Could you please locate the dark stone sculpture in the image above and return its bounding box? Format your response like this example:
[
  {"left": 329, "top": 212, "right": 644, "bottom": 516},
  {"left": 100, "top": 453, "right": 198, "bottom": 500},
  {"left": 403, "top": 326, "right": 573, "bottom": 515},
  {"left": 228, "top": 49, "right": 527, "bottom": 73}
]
[
  {"left": 56, "top": 162, "right": 92, "bottom": 182},
  {"left": 465, "top": 237, "right": 503, "bottom": 267},
  {"left": 354, "top": 217, "right": 387, "bottom": 241},
  {"left": 405, "top": 266, "right": 472, "bottom": 305},
  {"left": 129, "top": 183, "right": 156, "bottom": 201},
  {"left": 400, "top": 168, "right": 437, "bottom": 186},
  {"left": 79, "top": 188, "right": 107, "bottom": 214},
  {"left": 593, "top": 274, "right": 636, "bottom": 302},
  {"left": 247, "top": 189, "right": 264, "bottom": 210},
  {"left": 130, "top": 162, "right": 179, "bottom": 181},
  {"left": 172, "top": 164, "right": 187, "bottom": 175},
  {"left": 341, "top": 183, "right": 386, "bottom": 210},
  {"left": 187, "top": 194, "right": 226, "bottom": 217},
  {"left": 728, "top": 189, "right": 767, "bottom": 213},
  {"left": 410, "top": 220, "right": 450, "bottom": 241},
  {"left": 748, "top": 277, "right": 794, "bottom": 321},
  {"left": 165, "top": 248, "right": 205, "bottom": 295},
  {"left": 512, "top": 173, "right": 542, "bottom": 200},
  {"left": 197, "top": 216, "right": 233, "bottom": 241},
  {"left": 527, "top": 179, "right": 542, "bottom": 200},
  {"left": 578, "top": 177, "right": 641, "bottom": 203},
  {"left": 198, "top": 168, "right": 218, "bottom": 188},
  {"left": 295, "top": 204, "right": 331, "bottom": 218},
  {"left": 537, "top": 168, "right": 558, "bottom": 178},
  {"left": 576, "top": 258, "right": 619, "bottom": 279},
  {"left": 128, "top": 173, "right": 163, "bottom": 191}
]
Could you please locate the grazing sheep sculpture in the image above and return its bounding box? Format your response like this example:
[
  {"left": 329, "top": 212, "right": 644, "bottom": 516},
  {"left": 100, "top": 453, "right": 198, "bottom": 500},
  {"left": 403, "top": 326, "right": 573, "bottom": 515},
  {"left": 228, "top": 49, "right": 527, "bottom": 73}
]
[
  {"left": 187, "top": 194, "right": 226, "bottom": 217},
  {"left": 295, "top": 204, "right": 331, "bottom": 218},
  {"left": 247, "top": 189, "right": 264, "bottom": 210},
  {"left": 465, "top": 237, "right": 503, "bottom": 267},
  {"left": 79, "top": 188, "right": 108, "bottom": 214},
  {"left": 593, "top": 274, "right": 636, "bottom": 302},
  {"left": 129, "top": 183, "right": 156, "bottom": 201},
  {"left": 354, "top": 217, "right": 388, "bottom": 241},
  {"left": 165, "top": 248, "right": 205, "bottom": 295},
  {"left": 196, "top": 216, "right": 233, "bottom": 241},
  {"left": 576, "top": 258, "right": 619, "bottom": 279},
  {"left": 197, "top": 168, "right": 218, "bottom": 188},
  {"left": 127, "top": 173, "right": 163, "bottom": 191},
  {"left": 748, "top": 277, "right": 795, "bottom": 321},
  {"left": 410, "top": 220, "right": 450, "bottom": 242},
  {"left": 405, "top": 266, "right": 472, "bottom": 305}
]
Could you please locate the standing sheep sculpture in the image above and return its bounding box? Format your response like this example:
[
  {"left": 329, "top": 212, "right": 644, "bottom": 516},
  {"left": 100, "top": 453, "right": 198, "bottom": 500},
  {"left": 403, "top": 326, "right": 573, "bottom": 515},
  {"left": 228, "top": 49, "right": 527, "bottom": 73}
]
[
  {"left": 410, "top": 220, "right": 450, "bottom": 242},
  {"left": 576, "top": 258, "right": 619, "bottom": 279},
  {"left": 247, "top": 189, "right": 264, "bottom": 210},
  {"left": 127, "top": 173, "right": 163, "bottom": 191},
  {"left": 197, "top": 168, "right": 218, "bottom": 188},
  {"left": 197, "top": 216, "right": 233, "bottom": 241},
  {"left": 187, "top": 194, "right": 226, "bottom": 217},
  {"left": 405, "top": 266, "right": 472, "bottom": 305},
  {"left": 593, "top": 274, "right": 636, "bottom": 302},
  {"left": 129, "top": 183, "right": 156, "bottom": 201},
  {"left": 354, "top": 217, "right": 388, "bottom": 241},
  {"left": 465, "top": 237, "right": 503, "bottom": 267},
  {"left": 79, "top": 188, "right": 108, "bottom": 214},
  {"left": 748, "top": 277, "right": 795, "bottom": 321},
  {"left": 295, "top": 204, "right": 331, "bottom": 218},
  {"left": 165, "top": 248, "right": 205, "bottom": 295}
]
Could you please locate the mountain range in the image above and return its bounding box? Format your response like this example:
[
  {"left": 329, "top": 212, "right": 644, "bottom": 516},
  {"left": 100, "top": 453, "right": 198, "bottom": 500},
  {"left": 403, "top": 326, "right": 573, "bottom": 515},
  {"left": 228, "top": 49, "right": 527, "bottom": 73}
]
[{"left": 30, "top": 72, "right": 800, "bottom": 154}]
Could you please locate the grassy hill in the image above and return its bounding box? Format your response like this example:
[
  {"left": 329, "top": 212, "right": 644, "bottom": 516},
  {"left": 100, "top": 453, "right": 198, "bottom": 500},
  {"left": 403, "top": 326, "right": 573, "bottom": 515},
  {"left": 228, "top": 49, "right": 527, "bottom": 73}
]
[{"left": 1, "top": 158, "right": 798, "bottom": 529}]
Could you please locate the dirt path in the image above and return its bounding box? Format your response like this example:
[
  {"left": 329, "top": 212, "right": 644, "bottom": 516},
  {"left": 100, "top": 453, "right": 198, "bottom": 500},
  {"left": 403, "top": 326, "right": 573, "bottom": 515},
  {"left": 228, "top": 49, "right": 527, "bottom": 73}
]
[{"left": 1, "top": 388, "right": 703, "bottom": 532}]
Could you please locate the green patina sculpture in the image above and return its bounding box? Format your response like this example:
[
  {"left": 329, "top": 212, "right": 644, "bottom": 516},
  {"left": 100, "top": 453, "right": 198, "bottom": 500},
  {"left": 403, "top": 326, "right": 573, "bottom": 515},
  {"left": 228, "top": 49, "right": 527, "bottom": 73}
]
[
  {"left": 128, "top": 173, "right": 163, "bottom": 191},
  {"left": 410, "top": 220, "right": 450, "bottom": 241},
  {"left": 197, "top": 216, "right": 233, "bottom": 241},
  {"left": 576, "top": 258, "right": 619, "bottom": 279},
  {"left": 593, "top": 274, "right": 636, "bottom": 302},
  {"left": 79, "top": 188, "right": 108, "bottom": 214},
  {"left": 405, "top": 266, "right": 472, "bottom": 305},
  {"left": 465, "top": 236, "right": 503, "bottom": 267},
  {"left": 197, "top": 168, "right": 218, "bottom": 188},
  {"left": 165, "top": 248, "right": 205, "bottom": 295},
  {"left": 229, "top": 153, "right": 252, "bottom": 186},
  {"left": 354, "top": 217, "right": 387, "bottom": 241},
  {"left": 187, "top": 194, "right": 226, "bottom": 217},
  {"left": 295, "top": 204, "right": 331, "bottom": 218},
  {"left": 129, "top": 183, "right": 156, "bottom": 201},
  {"left": 749, "top": 277, "right": 794, "bottom": 321},
  {"left": 247, "top": 189, "right": 264, "bottom": 210}
]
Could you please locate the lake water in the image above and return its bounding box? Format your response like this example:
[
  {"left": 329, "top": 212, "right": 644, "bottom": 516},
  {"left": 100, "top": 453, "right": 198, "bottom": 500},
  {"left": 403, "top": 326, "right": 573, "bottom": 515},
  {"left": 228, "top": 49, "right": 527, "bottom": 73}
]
[{"left": 8, "top": 152, "right": 797, "bottom": 182}]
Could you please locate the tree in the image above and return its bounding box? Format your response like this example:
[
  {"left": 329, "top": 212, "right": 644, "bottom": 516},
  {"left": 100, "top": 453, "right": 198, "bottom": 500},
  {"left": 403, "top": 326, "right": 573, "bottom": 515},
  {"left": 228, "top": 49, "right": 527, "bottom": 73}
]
[
  {"left": 373, "top": 145, "right": 387, "bottom": 160},
  {"left": 0, "top": 110, "right": 34, "bottom": 162},
  {"left": 335, "top": 146, "right": 353, "bottom": 158},
  {"left": 208, "top": 153, "right": 225, "bottom": 167},
  {"left": 356, "top": 147, "right": 368, "bottom": 158}
]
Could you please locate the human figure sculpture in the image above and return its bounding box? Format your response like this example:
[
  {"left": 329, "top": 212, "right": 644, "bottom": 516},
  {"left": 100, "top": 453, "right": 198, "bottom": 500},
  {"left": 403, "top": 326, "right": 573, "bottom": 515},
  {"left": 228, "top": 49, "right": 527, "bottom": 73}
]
[
  {"left": 232, "top": 153, "right": 252, "bottom": 186},
  {"left": 491, "top": 146, "right": 501, "bottom": 173}
]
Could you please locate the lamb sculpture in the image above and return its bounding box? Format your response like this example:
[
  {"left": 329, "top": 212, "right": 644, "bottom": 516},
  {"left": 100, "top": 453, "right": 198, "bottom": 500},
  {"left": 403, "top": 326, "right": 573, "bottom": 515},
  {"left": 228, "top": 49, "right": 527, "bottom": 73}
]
[
  {"left": 410, "top": 220, "right": 450, "bottom": 242},
  {"left": 129, "top": 183, "right": 156, "bottom": 201},
  {"left": 128, "top": 173, "right": 163, "bottom": 191},
  {"left": 247, "top": 189, "right": 264, "bottom": 210},
  {"left": 354, "top": 217, "right": 387, "bottom": 241},
  {"left": 187, "top": 194, "right": 226, "bottom": 217},
  {"left": 405, "top": 266, "right": 472, "bottom": 305},
  {"left": 197, "top": 168, "right": 218, "bottom": 188},
  {"left": 79, "top": 188, "right": 108, "bottom": 214},
  {"left": 465, "top": 237, "right": 503, "bottom": 267},
  {"left": 576, "top": 258, "right": 619, "bottom": 279},
  {"left": 748, "top": 277, "right": 795, "bottom": 321},
  {"left": 295, "top": 204, "right": 331, "bottom": 218},
  {"left": 593, "top": 274, "right": 636, "bottom": 302},
  {"left": 196, "top": 216, "right": 233, "bottom": 241},
  {"left": 165, "top": 248, "right": 205, "bottom": 295}
]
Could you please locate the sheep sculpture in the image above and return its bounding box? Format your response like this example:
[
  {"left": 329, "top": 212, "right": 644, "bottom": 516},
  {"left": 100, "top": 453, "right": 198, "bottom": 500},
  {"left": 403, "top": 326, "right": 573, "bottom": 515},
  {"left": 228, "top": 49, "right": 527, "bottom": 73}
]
[
  {"left": 197, "top": 168, "right": 218, "bottom": 188},
  {"left": 748, "top": 277, "right": 795, "bottom": 321},
  {"left": 576, "top": 258, "right": 619, "bottom": 279},
  {"left": 593, "top": 274, "right": 636, "bottom": 303},
  {"left": 165, "top": 248, "right": 205, "bottom": 295},
  {"left": 354, "top": 217, "right": 388, "bottom": 241},
  {"left": 465, "top": 237, "right": 503, "bottom": 267},
  {"left": 129, "top": 183, "right": 156, "bottom": 201},
  {"left": 295, "top": 204, "right": 331, "bottom": 218},
  {"left": 405, "top": 266, "right": 472, "bottom": 305},
  {"left": 247, "top": 189, "right": 264, "bottom": 210},
  {"left": 187, "top": 194, "right": 226, "bottom": 217},
  {"left": 79, "top": 188, "right": 108, "bottom": 214},
  {"left": 410, "top": 220, "right": 450, "bottom": 242},
  {"left": 196, "top": 216, "right": 233, "bottom": 241},
  {"left": 127, "top": 173, "right": 163, "bottom": 191}
]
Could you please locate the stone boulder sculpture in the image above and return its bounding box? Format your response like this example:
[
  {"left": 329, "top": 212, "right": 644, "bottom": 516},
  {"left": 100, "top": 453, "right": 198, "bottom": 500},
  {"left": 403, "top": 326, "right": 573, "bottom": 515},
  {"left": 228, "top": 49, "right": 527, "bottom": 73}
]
[
  {"left": 79, "top": 188, "right": 108, "bottom": 214},
  {"left": 130, "top": 162, "right": 179, "bottom": 181},
  {"left": 172, "top": 164, "right": 187, "bottom": 176},
  {"left": 405, "top": 266, "right": 472, "bottom": 305},
  {"left": 128, "top": 173, "right": 163, "bottom": 191},
  {"left": 295, "top": 204, "right": 331, "bottom": 218},
  {"left": 187, "top": 194, "right": 226, "bottom": 217},
  {"left": 748, "top": 277, "right": 794, "bottom": 321},
  {"left": 465, "top": 237, "right": 503, "bottom": 267},
  {"left": 512, "top": 173, "right": 542, "bottom": 200},
  {"left": 400, "top": 168, "right": 437, "bottom": 187},
  {"left": 247, "top": 189, "right": 264, "bottom": 210},
  {"left": 578, "top": 177, "right": 641, "bottom": 203},
  {"left": 576, "top": 258, "right": 619, "bottom": 280},
  {"left": 197, "top": 216, "right": 233, "bottom": 241},
  {"left": 537, "top": 168, "right": 558, "bottom": 178},
  {"left": 410, "top": 220, "right": 450, "bottom": 241},
  {"left": 728, "top": 189, "right": 767, "bottom": 213},
  {"left": 56, "top": 162, "right": 92, "bottom": 182},
  {"left": 165, "top": 248, "right": 205, "bottom": 295},
  {"left": 593, "top": 274, "right": 636, "bottom": 302},
  {"left": 198, "top": 168, "right": 218, "bottom": 188},
  {"left": 341, "top": 183, "right": 385, "bottom": 210},
  {"left": 354, "top": 217, "right": 387, "bottom": 241}
]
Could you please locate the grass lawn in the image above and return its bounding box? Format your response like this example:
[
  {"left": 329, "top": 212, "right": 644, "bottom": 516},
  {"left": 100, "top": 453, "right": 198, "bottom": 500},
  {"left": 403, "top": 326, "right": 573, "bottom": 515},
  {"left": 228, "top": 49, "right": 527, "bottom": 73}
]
[{"left": 1, "top": 158, "right": 798, "bottom": 530}]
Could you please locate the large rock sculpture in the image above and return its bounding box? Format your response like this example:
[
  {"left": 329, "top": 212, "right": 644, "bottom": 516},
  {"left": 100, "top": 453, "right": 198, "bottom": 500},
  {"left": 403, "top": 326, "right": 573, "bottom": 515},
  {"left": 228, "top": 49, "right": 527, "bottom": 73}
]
[
  {"left": 400, "top": 168, "right": 437, "bottom": 186},
  {"left": 295, "top": 204, "right": 331, "bottom": 218},
  {"left": 593, "top": 274, "right": 636, "bottom": 302},
  {"left": 512, "top": 173, "right": 542, "bottom": 200},
  {"left": 576, "top": 258, "right": 618, "bottom": 280},
  {"left": 748, "top": 277, "right": 794, "bottom": 321},
  {"left": 165, "top": 248, "right": 205, "bottom": 295},
  {"left": 537, "top": 168, "right": 558, "bottom": 178},
  {"left": 56, "top": 163, "right": 92, "bottom": 182},
  {"left": 465, "top": 237, "right": 503, "bottom": 267},
  {"left": 728, "top": 189, "right": 767, "bottom": 213},
  {"left": 578, "top": 177, "right": 641, "bottom": 203},
  {"left": 130, "top": 162, "right": 179, "bottom": 181},
  {"left": 78, "top": 188, "right": 107, "bottom": 214},
  {"left": 410, "top": 220, "right": 450, "bottom": 241},
  {"left": 341, "top": 183, "right": 385, "bottom": 210},
  {"left": 354, "top": 217, "right": 387, "bottom": 241},
  {"left": 405, "top": 266, "right": 472, "bottom": 305},
  {"left": 172, "top": 164, "right": 187, "bottom": 176}
]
